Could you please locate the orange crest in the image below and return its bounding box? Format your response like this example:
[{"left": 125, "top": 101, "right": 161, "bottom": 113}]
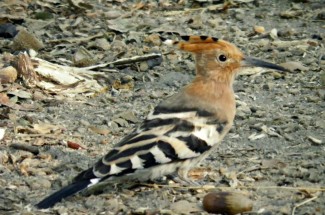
[{"left": 160, "top": 35, "right": 244, "bottom": 62}]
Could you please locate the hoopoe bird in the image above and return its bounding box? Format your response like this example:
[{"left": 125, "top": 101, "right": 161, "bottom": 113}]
[{"left": 36, "top": 35, "right": 287, "bottom": 209}]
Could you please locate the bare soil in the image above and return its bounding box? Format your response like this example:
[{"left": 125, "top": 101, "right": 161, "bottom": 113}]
[{"left": 0, "top": 0, "right": 324, "bottom": 214}]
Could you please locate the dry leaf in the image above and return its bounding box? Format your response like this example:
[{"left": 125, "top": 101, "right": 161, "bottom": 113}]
[
  {"left": 33, "top": 123, "right": 62, "bottom": 134},
  {"left": 89, "top": 126, "right": 110, "bottom": 135},
  {"left": 0, "top": 94, "right": 35, "bottom": 110},
  {"left": 7, "top": 90, "right": 32, "bottom": 99},
  {"left": 15, "top": 126, "right": 36, "bottom": 134},
  {"left": 112, "top": 79, "right": 134, "bottom": 90},
  {"left": 261, "top": 159, "right": 286, "bottom": 169},
  {"left": 73, "top": 46, "right": 97, "bottom": 67},
  {"left": 261, "top": 125, "right": 282, "bottom": 137},
  {"left": 280, "top": 61, "right": 308, "bottom": 72},
  {"left": 12, "top": 28, "right": 44, "bottom": 51},
  {"left": 67, "top": 0, "right": 94, "bottom": 10},
  {"left": 248, "top": 132, "right": 266, "bottom": 140},
  {"left": 33, "top": 138, "right": 45, "bottom": 146}
]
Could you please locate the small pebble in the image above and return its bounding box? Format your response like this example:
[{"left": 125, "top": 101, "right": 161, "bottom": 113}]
[
  {"left": 139, "top": 61, "right": 149, "bottom": 72},
  {"left": 254, "top": 25, "right": 265, "bottom": 34},
  {"left": 0, "top": 66, "right": 17, "bottom": 84}
]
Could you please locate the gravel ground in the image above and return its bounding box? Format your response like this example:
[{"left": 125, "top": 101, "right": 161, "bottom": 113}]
[{"left": 0, "top": 0, "right": 324, "bottom": 214}]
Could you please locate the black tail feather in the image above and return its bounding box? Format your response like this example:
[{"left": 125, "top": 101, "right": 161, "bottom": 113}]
[{"left": 35, "top": 180, "right": 91, "bottom": 209}]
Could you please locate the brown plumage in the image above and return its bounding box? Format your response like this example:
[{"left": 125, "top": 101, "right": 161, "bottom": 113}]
[{"left": 160, "top": 36, "right": 244, "bottom": 128}]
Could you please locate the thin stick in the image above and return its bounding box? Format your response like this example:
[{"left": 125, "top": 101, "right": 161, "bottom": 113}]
[
  {"left": 47, "top": 32, "right": 104, "bottom": 44},
  {"left": 82, "top": 53, "right": 162, "bottom": 70},
  {"left": 10, "top": 143, "right": 39, "bottom": 155},
  {"left": 291, "top": 196, "right": 318, "bottom": 215},
  {"left": 140, "top": 183, "right": 325, "bottom": 192},
  {"left": 251, "top": 186, "right": 325, "bottom": 192},
  {"left": 16, "top": 133, "right": 83, "bottom": 138}
]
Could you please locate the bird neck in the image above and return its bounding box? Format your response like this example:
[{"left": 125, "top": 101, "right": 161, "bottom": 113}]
[
  {"left": 191, "top": 75, "right": 234, "bottom": 92},
  {"left": 185, "top": 77, "right": 236, "bottom": 123},
  {"left": 195, "top": 68, "right": 235, "bottom": 87}
]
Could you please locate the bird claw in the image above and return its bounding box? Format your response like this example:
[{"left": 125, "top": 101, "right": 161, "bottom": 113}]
[{"left": 168, "top": 173, "right": 201, "bottom": 186}]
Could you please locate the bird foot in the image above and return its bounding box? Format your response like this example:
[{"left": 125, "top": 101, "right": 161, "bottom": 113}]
[{"left": 167, "top": 173, "right": 201, "bottom": 186}]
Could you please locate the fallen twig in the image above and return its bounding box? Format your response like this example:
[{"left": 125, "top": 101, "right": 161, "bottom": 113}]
[
  {"left": 16, "top": 133, "right": 83, "bottom": 139},
  {"left": 47, "top": 32, "right": 104, "bottom": 44},
  {"left": 83, "top": 53, "right": 162, "bottom": 70},
  {"left": 10, "top": 143, "right": 39, "bottom": 155},
  {"left": 140, "top": 183, "right": 325, "bottom": 192},
  {"left": 291, "top": 196, "right": 318, "bottom": 215}
]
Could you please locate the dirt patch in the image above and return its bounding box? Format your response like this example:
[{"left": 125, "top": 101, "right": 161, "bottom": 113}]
[{"left": 0, "top": 0, "right": 324, "bottom": 214}]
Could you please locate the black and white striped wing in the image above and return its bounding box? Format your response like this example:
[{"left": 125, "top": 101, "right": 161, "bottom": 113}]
[{"left": 76, "top": 107, "right": 225, "bottom": 184}]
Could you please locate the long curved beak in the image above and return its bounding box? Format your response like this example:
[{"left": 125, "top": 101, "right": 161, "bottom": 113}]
[{"left": 242, "top": 57, "right": 288, "bottom": 72}]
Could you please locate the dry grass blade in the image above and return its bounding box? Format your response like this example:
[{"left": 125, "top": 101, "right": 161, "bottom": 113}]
[
  {"left": 141, "top": 183, "right": 325, "bottom": 192},
  {"left": 291, "top": 196, "right": 318, "bottom": 215}
]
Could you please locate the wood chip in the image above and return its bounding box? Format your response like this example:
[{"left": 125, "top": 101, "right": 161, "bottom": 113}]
[{"left": 67, "top": 141, "right": 85, "bottom": 150}]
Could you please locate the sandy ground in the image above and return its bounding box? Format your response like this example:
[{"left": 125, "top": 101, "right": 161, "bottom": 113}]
[{"left": 0, "top": 0, "right": 324, "bottom": 214}]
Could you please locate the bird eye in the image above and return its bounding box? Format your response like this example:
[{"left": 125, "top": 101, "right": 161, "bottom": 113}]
[{"left": 218, "top": 54, "right": 227, "bottom": 62}]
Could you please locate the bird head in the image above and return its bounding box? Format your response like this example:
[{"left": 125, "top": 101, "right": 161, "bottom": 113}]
[{"left": 161, "top": 35, "right": 287, "bottom": 84}]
